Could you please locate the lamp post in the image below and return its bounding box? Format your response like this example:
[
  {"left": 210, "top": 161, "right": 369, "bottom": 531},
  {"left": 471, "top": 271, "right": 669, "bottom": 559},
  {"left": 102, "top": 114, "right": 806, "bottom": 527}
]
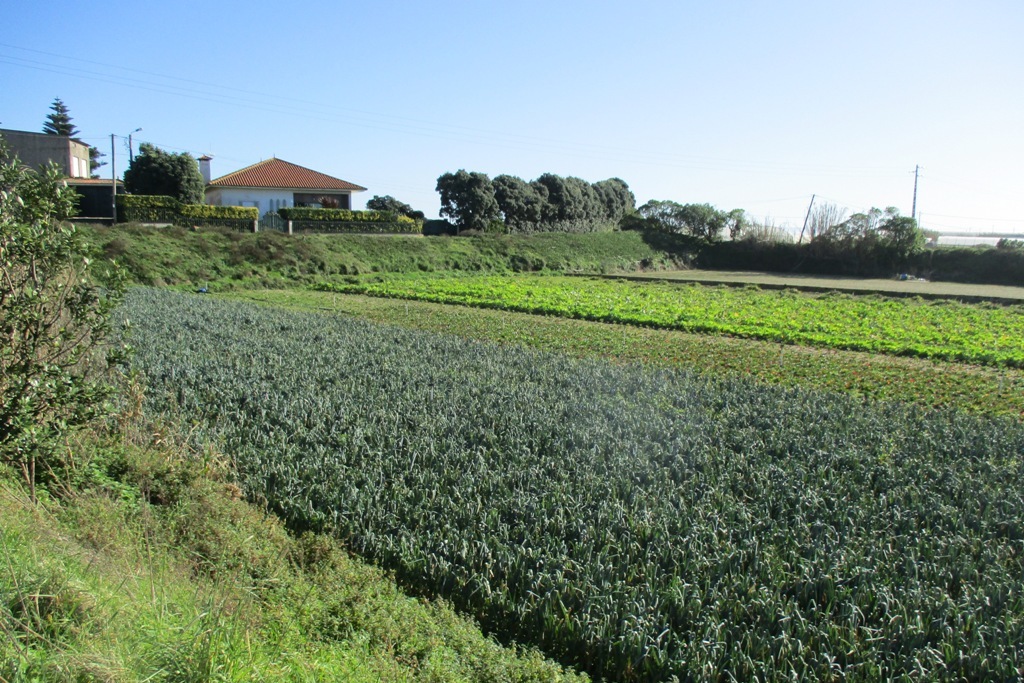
[{"left": 128, "top": 128, "right": 142, "bottom": 163}]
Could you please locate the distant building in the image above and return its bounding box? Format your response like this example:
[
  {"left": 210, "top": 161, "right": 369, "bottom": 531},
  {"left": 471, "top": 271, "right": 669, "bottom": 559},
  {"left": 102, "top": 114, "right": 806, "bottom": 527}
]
[
  {"left": 203, "top": 157, "right": 366, "bottom": 216},
  {"left": 0, "top": 128, "right": 92, "bottom": 178}
]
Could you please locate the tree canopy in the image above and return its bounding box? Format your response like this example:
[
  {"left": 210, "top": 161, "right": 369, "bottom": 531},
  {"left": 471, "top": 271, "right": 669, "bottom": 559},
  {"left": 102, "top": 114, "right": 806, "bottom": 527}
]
[
  {"left": 42, "top": 97, "right": 77, "bottom": 136},
  {"left": 366, "top": 195, "right": 425, "bottom": 220},
  {"left": 42, "top": 97, "right": 105, "bottom": 177},
  {"left": 438, "top": 170, "right": 634, "bottom": 233},
  {"left": 123, "top": 143, "right": 205, "bottom": 204},
  {"left": 631, "top": 200, "right": 743, "bottom": 242},
  {"left": 436, "top": 170, "right": 501, "bottom": 232}
]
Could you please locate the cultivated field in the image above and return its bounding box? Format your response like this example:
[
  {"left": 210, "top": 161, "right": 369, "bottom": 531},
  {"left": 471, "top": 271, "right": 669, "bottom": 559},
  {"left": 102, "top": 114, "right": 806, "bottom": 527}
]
[
  {"left": 316, "top": 274, "right": 1024, "bottom": 367},
  {"left": 124, "top": 288, "right": 1024, "bottom": 682}
]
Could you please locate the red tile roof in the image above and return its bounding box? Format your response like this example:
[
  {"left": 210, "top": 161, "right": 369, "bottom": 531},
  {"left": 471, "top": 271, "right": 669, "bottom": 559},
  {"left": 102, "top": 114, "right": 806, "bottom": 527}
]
[{"left": 208, "top": 158, "right": 366, "bottom": 191}]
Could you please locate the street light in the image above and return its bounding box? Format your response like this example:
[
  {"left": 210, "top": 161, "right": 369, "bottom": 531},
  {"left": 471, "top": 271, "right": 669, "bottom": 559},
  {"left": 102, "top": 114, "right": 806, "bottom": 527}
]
[{"left": 128, "top": 128, "right": 142, "bottom": 163}]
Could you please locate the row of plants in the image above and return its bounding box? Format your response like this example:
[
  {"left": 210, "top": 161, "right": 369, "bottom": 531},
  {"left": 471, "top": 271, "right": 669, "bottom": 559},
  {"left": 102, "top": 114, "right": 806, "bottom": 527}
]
[
  {"left": 315, "top": 274, "right": 1024, "bottom": 367},
  {"left": 116, "top": 194, "right": 258, "bottom": 227},
  {"left": 124, "top": 289, "right": 1024, "bottom": 681},
  {"left": 233, "top": 290, "right": 1024, "bottom": 418},
  {"left": 273, "top": 208, "right": 422, "bottom": 234}
]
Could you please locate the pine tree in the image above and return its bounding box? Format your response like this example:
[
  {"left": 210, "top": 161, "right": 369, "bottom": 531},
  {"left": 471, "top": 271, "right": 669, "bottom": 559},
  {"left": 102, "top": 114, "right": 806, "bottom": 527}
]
[
  {"left": 42, "top": 97, "right": 105, "bottom": 177},
  {"left": 42, "top": 97, "right": 78, "bottom": 136}
]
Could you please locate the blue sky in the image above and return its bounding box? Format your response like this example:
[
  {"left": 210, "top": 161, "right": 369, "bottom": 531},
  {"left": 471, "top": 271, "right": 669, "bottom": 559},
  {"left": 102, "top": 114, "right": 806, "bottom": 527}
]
[{"left": 2, "top": 1, "right": 1021, "bottom": 233}]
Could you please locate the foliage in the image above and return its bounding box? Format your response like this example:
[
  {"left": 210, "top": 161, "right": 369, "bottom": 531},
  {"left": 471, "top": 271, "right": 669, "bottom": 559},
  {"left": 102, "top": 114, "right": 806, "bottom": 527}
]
[
  {"left": 41, "top": 97, "right": 105, "bottom": 176},
  {"left": 439, "top": 170, "right": 633, "bottom": 234},
  {"left": 116, "top": 194, "right": 182, "bottom": 222},
  {"left": 179, "top": 204, "right": 259, "bottom": 221},
  {"left": 123, "top": 143, "right": 204, "bottom": 204},
  {"left": 366, "top": 194, "right": 426, "bottom": 220},
  {"left": 235, "top": 289, "right": 1024, "bottom": 418},
  {"left": 436, "top": 170, "right": 501, "bottom": 232},
  {"left": 318, "top": 274, "right": 1024, "bottom": 367},
  {"left": 42, "top": 97, "right": 76, "bottom": 136},
  {"left": 809, "top": 207, "right": 925, "bottom": 268},
  {"left": 278, "top": 207, "right": 396, "bottom": 222},
  {"left": 0, "top": 145, "right": 125, "bottom": 494},
  {"left": 126, "top": 289, "right": 1024, "bottom": 681},
  {"left": 116, "top": 194, "right": 257, "bottom": 226},
  {"left": 631, "top": 200, "right": 741, "bottom": 241},
  {"left": 0, "top": 430, "right": 585, "bottom": 682},
  {"left": 78, "top": 225, "right": 674, "bottom": 290}
]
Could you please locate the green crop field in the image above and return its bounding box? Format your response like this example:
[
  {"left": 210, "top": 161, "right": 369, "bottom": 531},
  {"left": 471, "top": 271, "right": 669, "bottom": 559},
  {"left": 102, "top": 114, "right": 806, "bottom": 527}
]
[
  {"left": 123, "top": 289, "right": 1024, "bottom": 682},
  {"left": 317, "top": 274, "right": 1024, "bottom": 367},
  {"left": 231, "top": 290, "right": 1024, "bottom": 418}
]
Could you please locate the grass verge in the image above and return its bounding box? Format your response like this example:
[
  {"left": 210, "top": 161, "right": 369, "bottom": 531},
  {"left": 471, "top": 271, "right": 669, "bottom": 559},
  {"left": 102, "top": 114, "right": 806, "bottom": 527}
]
[
  {"left": 1, "top": 421, "right": 586, "bottom": 682},
  {"left": 80, "top": 224, "right": 679, "bottom": 291}
]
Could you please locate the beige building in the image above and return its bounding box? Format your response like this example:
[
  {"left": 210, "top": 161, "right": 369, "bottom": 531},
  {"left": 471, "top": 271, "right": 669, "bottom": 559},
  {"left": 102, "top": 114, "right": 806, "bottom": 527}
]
[{"left": 0, "top": 128, "right": 92, "bottom": 178}]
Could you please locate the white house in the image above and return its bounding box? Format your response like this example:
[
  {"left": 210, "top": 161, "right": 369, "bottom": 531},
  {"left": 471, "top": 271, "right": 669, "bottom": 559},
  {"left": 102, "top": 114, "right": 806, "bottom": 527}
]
[{"left": 202, "top": 157, "right": 366, "bottom": 216}]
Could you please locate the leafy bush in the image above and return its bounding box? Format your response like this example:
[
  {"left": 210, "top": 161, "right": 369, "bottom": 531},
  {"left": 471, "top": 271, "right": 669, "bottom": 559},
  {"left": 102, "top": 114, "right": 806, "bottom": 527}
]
[
  {"left": 0, "top": 147, "right": 125, "bottom": 496},
  {"left": 277, "top": 207, "right": 396, "bottom": 222},
  {"left": 117, "top": 195, "right": 256, "bottom": 227},
  {"left": 117, "top": 194, "right": 181, "bottom": 222}
]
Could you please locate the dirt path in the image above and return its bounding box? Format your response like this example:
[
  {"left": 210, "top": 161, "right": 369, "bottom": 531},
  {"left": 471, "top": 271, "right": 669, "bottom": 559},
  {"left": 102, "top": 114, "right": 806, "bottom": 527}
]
[{"left": 610, "top": 269, "right": 1024, "bottom": 303}]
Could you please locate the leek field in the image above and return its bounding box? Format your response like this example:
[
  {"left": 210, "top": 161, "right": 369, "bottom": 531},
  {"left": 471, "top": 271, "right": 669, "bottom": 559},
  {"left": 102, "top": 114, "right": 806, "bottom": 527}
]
[{"left": 124, "top": 289, "right": 1024, "bottom": 681}]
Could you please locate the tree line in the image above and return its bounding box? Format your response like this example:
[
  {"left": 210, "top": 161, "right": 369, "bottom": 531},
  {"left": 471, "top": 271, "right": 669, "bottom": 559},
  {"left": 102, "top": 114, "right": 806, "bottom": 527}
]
[{"left": 435, "top": 170, "right": 635, "bottom": 233}]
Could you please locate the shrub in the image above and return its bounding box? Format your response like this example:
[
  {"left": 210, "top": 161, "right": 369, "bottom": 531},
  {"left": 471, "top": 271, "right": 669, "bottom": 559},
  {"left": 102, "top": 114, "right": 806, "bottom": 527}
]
[{"left": 0, "top": 148, "right": 126, "bottom": 498}]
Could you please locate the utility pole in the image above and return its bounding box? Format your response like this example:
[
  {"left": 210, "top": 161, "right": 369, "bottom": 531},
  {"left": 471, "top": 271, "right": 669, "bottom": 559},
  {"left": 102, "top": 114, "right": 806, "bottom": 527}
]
[
  {"left": 110, "top": 134, "right": 117, "bottom": 224},
  {"left": 911, "top": 165, "right": 919, "bottom": 221},
  {"left": 797, "top": 194, "right": 816, "bottom": 244}
]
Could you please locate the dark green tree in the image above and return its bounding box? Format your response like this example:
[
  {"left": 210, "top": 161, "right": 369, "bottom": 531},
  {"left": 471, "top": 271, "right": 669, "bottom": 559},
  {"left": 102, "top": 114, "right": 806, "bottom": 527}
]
[
  {"left": 877, "top": 214, "right": 925, "bottom": 262},
  {"left": 366, "top": 195, "right": 425, "bottom": 220},
  {"left": 123, "top": 143, "right": 204, "bottom": 204},
  {"left": 42, "top": 97, "right": 106, "bottom": 177},
  {"left": 42, "top": 97, "right": 76, "bottom": 136},
  {"left": 493, "top": 175, "right": 544, "bottom": 231},
  {"left": 0, "top": 139, "right": 125, "bottom": 498},
  {"left": 593, "top": 178, "right": 636, "bottom": 223},
  {"left": 436, "top": 170, "right": 499, "bottom": 232},
  {"left": 635, "top": 200, "right": 734, "bottom": 241}
]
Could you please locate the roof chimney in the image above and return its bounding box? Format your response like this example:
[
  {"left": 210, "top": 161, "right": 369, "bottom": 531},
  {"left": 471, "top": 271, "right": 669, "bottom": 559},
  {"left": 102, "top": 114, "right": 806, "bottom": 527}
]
[{"left": 198, "top": 155, "right": 213, "bottom": 184}]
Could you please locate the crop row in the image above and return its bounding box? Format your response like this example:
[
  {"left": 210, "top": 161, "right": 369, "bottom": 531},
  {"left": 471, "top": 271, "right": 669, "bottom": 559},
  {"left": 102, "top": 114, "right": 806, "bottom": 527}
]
[
  {"left": 123, "top": 289, "right": 1024, "bottom": 681},
  {"left": 316, "top": 274, "right": 1024, "bottom": 367},
  {"left": 233, "top": 290, "right": 1024, "bottom": 418}
]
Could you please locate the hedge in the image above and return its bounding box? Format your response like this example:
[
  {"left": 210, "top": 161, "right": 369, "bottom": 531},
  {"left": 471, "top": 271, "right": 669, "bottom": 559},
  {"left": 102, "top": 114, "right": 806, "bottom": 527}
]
[
  {"left": 290, "top": 217, "right": 421, "bottom": 235},
  {"left": 688, "top": 236, "right": 1024, "bottom": 287},
  {"left": 116, "top": 195, "right": 257, "bottom": 227},
  {"left": 277, "top": 207, "right": 397, "bottom": 222}
]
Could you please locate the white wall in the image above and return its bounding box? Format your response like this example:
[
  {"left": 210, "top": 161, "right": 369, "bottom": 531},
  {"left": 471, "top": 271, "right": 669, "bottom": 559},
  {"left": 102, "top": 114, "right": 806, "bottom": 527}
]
[
  {"left": 205, "top": 188, "right": 292, "bottom": 216},
  {"left": 205, "top": 188, "right": 356, "bottom": 215}
]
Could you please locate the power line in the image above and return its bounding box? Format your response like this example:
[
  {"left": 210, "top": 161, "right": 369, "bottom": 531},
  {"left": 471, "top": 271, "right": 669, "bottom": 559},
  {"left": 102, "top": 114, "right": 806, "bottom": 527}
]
[{"left": 0, "top": 44, "right": 911, "bottom": 178}]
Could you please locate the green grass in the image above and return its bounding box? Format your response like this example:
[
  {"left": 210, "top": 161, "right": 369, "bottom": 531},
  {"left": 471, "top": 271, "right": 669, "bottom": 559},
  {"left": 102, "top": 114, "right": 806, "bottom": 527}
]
[
  {"left": 228, "top": 290, "right": 1024, "bottom": 419},
  {"left": 316, "top": 273, "right": 1024, "bottom": 367},
  {"left": 1, "top": 423, "right": 587, "bottom": 681},
  {"left": 79, "top": 224, "right": 679, "bottom": 291}
]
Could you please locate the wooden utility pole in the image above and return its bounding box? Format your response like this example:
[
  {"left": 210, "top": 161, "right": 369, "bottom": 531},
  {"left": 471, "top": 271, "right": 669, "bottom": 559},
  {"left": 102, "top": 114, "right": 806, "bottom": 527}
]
[
  {"left": 911, "top": 165, "right": 919, "bottom": 221},
  {"left": 797, "top": 194, "right": 816, "bottom": 243},
  {"left": 110, "top": 134, "right": 117, "bottom": 224}
]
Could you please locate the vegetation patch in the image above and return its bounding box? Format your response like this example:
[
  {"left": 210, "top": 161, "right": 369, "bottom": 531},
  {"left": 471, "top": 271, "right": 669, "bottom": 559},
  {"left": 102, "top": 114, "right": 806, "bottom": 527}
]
[
  {"left": 231, "top": 290, "right": 1024, "bottom": 418},
  {"left": 124, "top": 289, "right": 1024, "bottom": 681},
  {"left": 315, "top": 274, "right": 1024, "bottom": 367}
]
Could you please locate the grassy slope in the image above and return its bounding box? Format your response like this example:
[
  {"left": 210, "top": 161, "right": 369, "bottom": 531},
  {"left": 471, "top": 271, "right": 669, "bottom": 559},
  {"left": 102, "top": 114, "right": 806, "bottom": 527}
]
[
  {"left": 80, "top": 224, "right": 677, "bottom": 290},
  {"left": 230, "top": 290, "right": 1024, "bottom": 419},
  {"left": 1, "top": 424, "right": 586, "bottom": 682}
]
